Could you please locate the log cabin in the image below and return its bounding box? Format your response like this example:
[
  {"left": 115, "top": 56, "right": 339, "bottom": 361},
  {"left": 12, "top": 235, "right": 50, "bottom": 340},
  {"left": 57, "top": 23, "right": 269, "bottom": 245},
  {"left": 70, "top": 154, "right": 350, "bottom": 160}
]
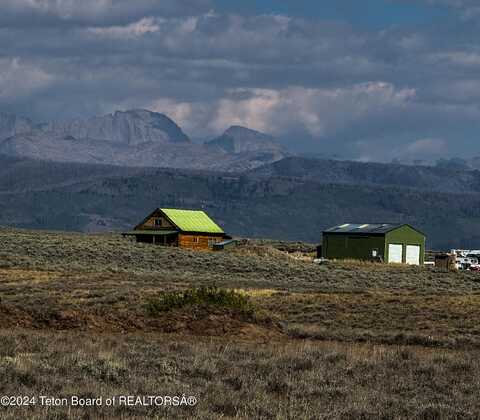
[{"left": 122, "top": 208, "right": 229, "bottom": 251}]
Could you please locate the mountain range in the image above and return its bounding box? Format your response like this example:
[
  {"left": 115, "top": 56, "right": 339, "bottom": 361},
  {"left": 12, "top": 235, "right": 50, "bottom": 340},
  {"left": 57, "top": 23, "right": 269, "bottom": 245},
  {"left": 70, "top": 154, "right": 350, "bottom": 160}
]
[
  {"left": 0, "top": 110, "right": 288, "bottom": 171},
  {"left": 2, "top": 108, "right": 480, "bottom": 249}
]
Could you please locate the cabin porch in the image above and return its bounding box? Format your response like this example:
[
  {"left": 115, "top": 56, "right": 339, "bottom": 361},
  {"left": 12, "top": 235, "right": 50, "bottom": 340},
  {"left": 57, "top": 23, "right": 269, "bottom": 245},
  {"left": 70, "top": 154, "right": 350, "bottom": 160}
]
[{"left": 122, "top": 230, "right": 179, "bottom": 246}]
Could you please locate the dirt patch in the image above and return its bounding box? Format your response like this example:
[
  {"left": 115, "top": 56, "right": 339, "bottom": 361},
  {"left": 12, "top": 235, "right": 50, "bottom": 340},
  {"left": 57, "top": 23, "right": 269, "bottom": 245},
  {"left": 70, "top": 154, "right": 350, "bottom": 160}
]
[{"left": 0, "top": 303, "right": 283, "bottom": 341}]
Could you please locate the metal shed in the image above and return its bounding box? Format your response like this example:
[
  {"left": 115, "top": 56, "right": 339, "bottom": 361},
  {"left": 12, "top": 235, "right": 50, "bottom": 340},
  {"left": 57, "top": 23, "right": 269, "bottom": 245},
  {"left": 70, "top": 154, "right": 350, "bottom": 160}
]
[{"left": 322, "top": 223, "right": 426, "bottom": 265}]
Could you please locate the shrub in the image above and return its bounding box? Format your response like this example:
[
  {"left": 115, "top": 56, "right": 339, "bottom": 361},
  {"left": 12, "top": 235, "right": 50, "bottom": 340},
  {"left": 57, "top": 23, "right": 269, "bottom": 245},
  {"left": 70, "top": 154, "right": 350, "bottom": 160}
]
[{"left": 146, "top": 286, "right": 254, "bottom": 315}]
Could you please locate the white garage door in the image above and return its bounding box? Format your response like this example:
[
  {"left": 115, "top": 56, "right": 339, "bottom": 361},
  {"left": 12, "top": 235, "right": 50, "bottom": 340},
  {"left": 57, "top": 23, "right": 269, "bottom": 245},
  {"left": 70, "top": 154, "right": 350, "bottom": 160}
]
[
  {"left": 406, "top": 245, "right": 420, "bottom": 265},
  {"left": 388, "top": 244, "right": 403, "bottom": 263}
]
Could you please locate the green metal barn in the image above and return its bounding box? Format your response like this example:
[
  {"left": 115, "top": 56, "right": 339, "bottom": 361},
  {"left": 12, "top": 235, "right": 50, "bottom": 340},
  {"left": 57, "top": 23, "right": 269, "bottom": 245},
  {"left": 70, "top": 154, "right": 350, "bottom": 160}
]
[{"left": 321, "top": 223, "right": 425, "bottom": 265}]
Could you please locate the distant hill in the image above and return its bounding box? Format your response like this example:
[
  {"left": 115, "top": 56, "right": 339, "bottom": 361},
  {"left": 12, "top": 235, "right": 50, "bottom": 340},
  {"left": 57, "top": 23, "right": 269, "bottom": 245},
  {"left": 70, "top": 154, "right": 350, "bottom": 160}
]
[
  {"left": 1, "top": 154, "right": 480, "bottom": 249},
  {"left": 0, "top": 154, "right": 147, "bottom": 193},
  {"left": 0, "top": 110, "right": 286, "bottom": 171},
  {"left": 249, "top": 156, "right": 480, "bottom": 193}
]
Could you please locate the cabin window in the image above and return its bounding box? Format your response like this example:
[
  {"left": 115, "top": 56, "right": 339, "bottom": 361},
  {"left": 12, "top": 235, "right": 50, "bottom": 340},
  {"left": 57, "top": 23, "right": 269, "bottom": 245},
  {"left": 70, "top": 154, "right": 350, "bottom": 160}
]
[
  {"left": 372, "top": 249, "right": 378, "bottom": 257},
  {"left": 155, "top": 218, "right": 162, "bottom": 227}
]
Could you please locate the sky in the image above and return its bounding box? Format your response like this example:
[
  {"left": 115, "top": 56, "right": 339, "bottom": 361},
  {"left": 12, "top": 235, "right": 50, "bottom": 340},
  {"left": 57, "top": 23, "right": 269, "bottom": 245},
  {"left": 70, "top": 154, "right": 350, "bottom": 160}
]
[{"left": 1, "top": 0, "right": 480, "bottom": 161}]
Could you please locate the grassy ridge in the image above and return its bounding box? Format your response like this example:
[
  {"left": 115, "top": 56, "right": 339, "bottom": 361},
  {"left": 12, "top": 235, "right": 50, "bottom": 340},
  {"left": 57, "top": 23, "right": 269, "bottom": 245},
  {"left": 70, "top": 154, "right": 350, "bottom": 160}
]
[{"left": 1, "top": 228, "right": 480, "bottom": 347}]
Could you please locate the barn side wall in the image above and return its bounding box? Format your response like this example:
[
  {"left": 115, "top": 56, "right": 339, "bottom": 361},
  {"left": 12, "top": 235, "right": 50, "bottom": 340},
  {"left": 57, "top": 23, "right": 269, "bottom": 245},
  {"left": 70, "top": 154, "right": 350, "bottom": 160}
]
[
  {"left": 385, "top": 226, "right": 425, "bottom": 264},
  {"left": 322, "top": 234, "right": 386, "bottom": 261}
]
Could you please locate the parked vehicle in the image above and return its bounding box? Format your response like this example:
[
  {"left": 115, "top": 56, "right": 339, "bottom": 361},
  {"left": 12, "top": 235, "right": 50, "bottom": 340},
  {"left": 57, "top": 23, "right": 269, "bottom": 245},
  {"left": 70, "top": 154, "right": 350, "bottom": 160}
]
[{"left": 450, "top": 249, "right": 480, "bottom": 270}]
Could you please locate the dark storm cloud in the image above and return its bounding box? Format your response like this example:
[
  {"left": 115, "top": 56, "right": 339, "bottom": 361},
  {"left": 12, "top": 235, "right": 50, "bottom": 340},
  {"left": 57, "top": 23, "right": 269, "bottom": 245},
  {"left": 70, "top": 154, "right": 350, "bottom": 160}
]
[
  {"left": 1, "top": 0, "right": 480, "bottom": 161},
  {"left": 0, "top": 0, "right": 213, "bottom": 25},
  {"left": 408, "top": 0, "right": 480, "bottom": 22}
]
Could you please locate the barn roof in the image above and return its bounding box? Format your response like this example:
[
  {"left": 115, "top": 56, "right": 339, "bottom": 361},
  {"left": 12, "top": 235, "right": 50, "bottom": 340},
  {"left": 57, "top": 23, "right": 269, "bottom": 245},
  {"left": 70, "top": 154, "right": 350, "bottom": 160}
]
[
  {"left": 161, "top": 208, "right": 225, "bottom": 234},
  {"left": 323, "top": 223, "right": 424, "bottom": 235}
]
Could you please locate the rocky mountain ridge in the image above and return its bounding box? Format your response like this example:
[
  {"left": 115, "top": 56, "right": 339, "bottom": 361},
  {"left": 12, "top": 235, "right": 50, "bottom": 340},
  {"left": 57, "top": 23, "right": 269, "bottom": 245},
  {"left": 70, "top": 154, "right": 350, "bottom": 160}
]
[
  {"left": 41, "top": 109, "right": 190, "bottom": 146},
  {"left": 0, "top": 110, "right": 288, "bottom": 171},
  {"left": 208, "top": 126, "right": 283, "bottom": 153}
]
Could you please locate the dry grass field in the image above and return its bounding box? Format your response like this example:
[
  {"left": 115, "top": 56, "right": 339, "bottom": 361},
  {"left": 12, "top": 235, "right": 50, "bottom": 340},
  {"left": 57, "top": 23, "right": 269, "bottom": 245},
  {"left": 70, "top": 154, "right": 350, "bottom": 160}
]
[
  {"left": 2, "top": 331, "right": 480, "bottom": 419},
  {"left": 1, "top": 227, "right": 480, "bottom": 418}
]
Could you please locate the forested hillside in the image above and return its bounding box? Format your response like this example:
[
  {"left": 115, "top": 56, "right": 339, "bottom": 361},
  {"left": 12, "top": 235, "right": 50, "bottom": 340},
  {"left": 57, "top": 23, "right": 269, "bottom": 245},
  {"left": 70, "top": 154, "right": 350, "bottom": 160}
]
[
  {"left": 250, "top": 157, "right": 480, "bottom": 193},
  {"left": 1, "top": 155, "right": 480, "bottom": 249}
]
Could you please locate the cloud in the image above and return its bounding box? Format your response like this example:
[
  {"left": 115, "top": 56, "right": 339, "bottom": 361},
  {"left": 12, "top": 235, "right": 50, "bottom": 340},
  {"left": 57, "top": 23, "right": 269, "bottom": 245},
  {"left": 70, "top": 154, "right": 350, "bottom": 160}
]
[
  {"left": 414, "top": 0, "right": 480, "bottom": 20},
  {"left": 149, "top": 98, "right": 211, "bottom": 135},
  {"left": 1, "top": 0, "right": 114, "bottom": 22},
  {"left": 3, "top": 0, "right": 111, "bottom": 15},
  {"left": 429, "top": 51, "right": 480, "bottom": 67},
  {"left": 405, "top": 138, "right": 448, "bottom": 155},
  {"left": 0, "top": 58, "right": 52, "bottom": 100},
  {"left": 86, "top": 17, "right": 161, "bottom": 39},
  {"left": 210, "top": 89, "right": 282, "bottom": 135},
  {"left": 0, "top": 0, "right": 212, "bottom": 25},
  {"left": 1, "top": 1, "right": 480, "bottom": 161},
  {"left": 210, "top": 83, "right": 415, "bottom": 137},
  {"left": 145, "top": 82, "right": 416, "bottom": 141}
]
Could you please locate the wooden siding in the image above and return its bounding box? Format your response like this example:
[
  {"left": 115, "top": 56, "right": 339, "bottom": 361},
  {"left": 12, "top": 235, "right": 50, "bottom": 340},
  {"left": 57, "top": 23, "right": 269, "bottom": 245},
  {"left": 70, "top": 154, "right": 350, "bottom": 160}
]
[
  {"left": 178, "top": 233, "right": 223, "bottom": 251},
  {"left": 136, "top": 210, "right": 175, "bottom": 231}
]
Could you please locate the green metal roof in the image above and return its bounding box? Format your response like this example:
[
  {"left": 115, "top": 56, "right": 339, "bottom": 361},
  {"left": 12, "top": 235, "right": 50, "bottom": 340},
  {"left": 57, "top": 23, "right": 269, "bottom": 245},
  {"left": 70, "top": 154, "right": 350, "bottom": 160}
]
[
  {"left": 161, "top": 208, "right": 224, "bottom": 234},
  {"left": 324, "top": 223, "right": 425, "bottom": 236}
]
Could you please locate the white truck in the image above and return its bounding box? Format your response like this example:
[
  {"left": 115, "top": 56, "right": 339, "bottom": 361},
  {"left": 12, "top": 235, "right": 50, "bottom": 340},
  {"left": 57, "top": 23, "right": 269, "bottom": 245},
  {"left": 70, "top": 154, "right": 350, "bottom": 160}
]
[{"left": 450, "top": 249, "right": 480, "bottom": 270}]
